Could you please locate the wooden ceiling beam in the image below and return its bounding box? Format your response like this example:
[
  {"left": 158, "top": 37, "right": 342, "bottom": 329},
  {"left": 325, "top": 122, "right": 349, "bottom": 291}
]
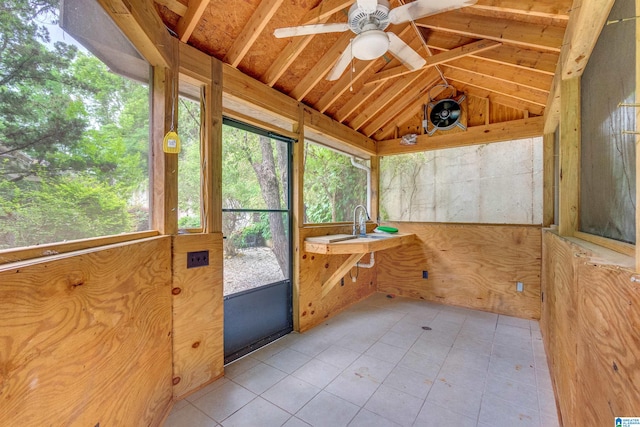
[
  {"left": 374, "top": 99, "right": 425, "bottom": 141},
  {"left": 98, "top": 0, "right": 173, "bottom": 67},
  {"left": 155, "top": 0, "right": 188, "bottom": 16},
  {"left": 224, "top": 0, "right": 285, "bottom": 67},
  {"left": 362, "top": 71, "right": 442, "bottom": 137},
  {"left": 176, "top": 0, "right": 209, "bottom": 42},
  {"left": 262, "top": 0, "right": 353, "bottom": 86},
  {"left": 450, "top": 81, "right": 545, "bottom": 115},
  {"left": 418, "top": 30, "right": 559, "bottom": 75},
  {"left": 441, "top": 66, "right": 549, "bottom": 107},
  {"left": 416, "top": 11, "right": 565, "bottom": 52},
  {"left": 444, "top": 56, "right": 553, "bottom": 92},
  {"left": 376, "top": 116, "right": 544, "bottom": 155},
  {"left": 470, "top": 0, "right": 571, "bottom": 20},
  {"left": 291, "top": 32, "right": 353, "bottom": 101},
  {"left": 335, "top": 79, "right": 387, "bottom": 123},
  {"left": 365, "top": 39, "right": 501, "bottom": 85},
  {"left": 544, "top": 0, "right": 615, "bottom": 133},
  {"left": 350, "top": 68, "right": 430, "bottom": 130}
]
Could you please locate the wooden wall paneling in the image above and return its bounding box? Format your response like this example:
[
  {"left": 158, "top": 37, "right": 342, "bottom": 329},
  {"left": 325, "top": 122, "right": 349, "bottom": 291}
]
[
  {"left": 298, "top": 225, "right": 377, "bottom": 332},
  {"left": 172, "top": 233, "right": 224, "bottom": 399},
  {"left": 576, "top": 261, "right": 640, "bottom": 425},
  {"left": 466, "top": 95, "right": 489, "bottom": 127},
  {"left": 558, "top": 77, "right": 580, "bottom": 237},
  {"left": 376, "top": 223, "right": 542, "bottom": 319},
  {"left": 541, "top": 230, "right": 640, "bottom": 427},
  {"left": 0, "top": 237, "right": 173, "bottom": 426},
  {"left": 544, "top": 232, "right": 580, "bottom": 424}
]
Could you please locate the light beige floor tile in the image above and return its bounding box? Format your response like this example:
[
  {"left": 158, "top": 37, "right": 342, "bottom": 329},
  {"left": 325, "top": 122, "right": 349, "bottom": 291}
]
[
  {"left": 164, "top": 403, "right": 218, "bottom": 427},
  {"left": 478, "top": 394, "right": 540, "bottom": 427},
  {"left": 220, "top": 397, "right": 290, "bottom": 427},
  {"left": 414, "top": 401, "right": 477, "bottom": 427},
  {"left": 364, "top": 384, "right": 424, "bottom": 426},
  {"left": 426, "top": 378, "right": 484, "bottom": 419},
  {"left": 191, "top": 381, "right": 256, "bottom": 423},
  {"left": 262, "top": 376, "right": 321, "bottom": 414},
  {"left": 383, "top": 365, "right": 434, "bottom": 399},
  {"left": 364, "top": 341, "right": 408, "bottom": 364},
  {"left": 264, "top": 348, "right": 312, "bottom": 374},
  {"left": 485, "top": 375, "right": 539, "bottom": 412},
  {"left": 185, "top": 378, "right": 230, "bottom": 403},
  {"left": 348, "top": 408, "right": 400, "bottom": 427},
  {"left": 297, "top": 391, "right": 359, "bottom": 427},
  {"left": 315, "top": 345, "right": 361, "bottom": 369},
  {"left": 292, "top": 358, "right": 342, "bottom": 388},
  {"left": 232, "top": 362, "right": 288, "bottom": 394}
]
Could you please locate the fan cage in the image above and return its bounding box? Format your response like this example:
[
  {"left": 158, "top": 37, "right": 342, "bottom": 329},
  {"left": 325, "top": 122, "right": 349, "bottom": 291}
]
[{"left": 348, "top": 1, "right": 391, "bottom": 34}]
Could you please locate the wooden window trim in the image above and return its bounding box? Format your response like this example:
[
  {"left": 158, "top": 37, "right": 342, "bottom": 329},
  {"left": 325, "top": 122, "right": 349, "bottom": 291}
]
[{"left": 0, "top": 230, "right": 160, "bottom": 265}]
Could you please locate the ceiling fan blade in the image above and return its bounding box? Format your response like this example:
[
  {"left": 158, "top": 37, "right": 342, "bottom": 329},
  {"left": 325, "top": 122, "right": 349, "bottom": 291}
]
[
  {"left": 326, "top": 45, "right": 353, "bottom": 81},
  {"left": 389, "top": 0, "right": 477, "bottom": 25},
  {"left": 387, "top": 33, "right": 426, "bottom": 71},
  {"left": 274, "top": 23, "right": 350, "bottom": 38},
  {"left": 357, "top": 0, "right": 378, "bottom": 13}
]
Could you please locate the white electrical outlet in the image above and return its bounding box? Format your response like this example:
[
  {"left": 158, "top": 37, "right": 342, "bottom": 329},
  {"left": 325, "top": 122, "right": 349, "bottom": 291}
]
[{"left": 516, "top": 281, "right": 524, "bottom": 292}]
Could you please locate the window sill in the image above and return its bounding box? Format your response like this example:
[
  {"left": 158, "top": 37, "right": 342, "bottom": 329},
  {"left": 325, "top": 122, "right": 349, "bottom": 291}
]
[{"left": 0, "top": 230, "right": 160, "bottom": 266}]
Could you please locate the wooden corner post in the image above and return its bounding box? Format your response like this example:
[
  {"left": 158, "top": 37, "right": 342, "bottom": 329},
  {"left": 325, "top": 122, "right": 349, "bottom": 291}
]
[{"left": 558, "top": 77, "right": 580, "bottom": 237}]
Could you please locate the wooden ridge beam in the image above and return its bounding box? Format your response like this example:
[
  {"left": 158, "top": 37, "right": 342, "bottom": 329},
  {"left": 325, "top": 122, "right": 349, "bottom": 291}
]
[
  {"left": 377, "top": 116, "right": 544, "bottom": 155},
  {"left": 262, "top": 0, "right": 352, "bottom": 86},
  {"left": 416, "top": 10, "right": 565, "bottom": 52},
  {"left": 291, "top": 32, "right": 352, "bottom": 101},
  {"left": 176, "top": 0, "right": 209, "bottom": 42},
  {"left": 224, "top": 0, "right": 285, "bottom": 67},
  {"left": 471, "top": 0, "right": 571, "bottom": 20},
  {"left": 366, "top": 39, "right": 501, "bottom": 85}
]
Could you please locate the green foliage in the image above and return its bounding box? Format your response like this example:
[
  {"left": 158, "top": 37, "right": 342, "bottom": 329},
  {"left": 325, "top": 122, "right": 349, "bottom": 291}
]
[
  {"left": 0, "top": 1, "right": 150, "bottom": 249},
  {"left": 303, "top": 142, "right": 367, "bottom": 223},
  {"left": 177, "top": 97, "right": 202, "bottom": 228}
]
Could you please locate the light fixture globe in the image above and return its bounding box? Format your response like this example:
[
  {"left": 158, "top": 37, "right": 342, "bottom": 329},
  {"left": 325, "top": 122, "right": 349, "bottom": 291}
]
[{"left": 352, "top": 30, "right": 389, "bottom": 61}]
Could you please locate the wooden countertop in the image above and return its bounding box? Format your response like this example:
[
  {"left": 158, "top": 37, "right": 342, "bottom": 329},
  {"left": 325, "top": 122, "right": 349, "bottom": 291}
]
[{"left": 304, "top": 233, "right": 416, "bottom": 255}]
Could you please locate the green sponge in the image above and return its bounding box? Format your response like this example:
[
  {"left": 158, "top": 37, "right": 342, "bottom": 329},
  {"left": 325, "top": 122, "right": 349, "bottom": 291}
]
[{"left": 375, "top": 226, "right": 398, "bottom": 233}]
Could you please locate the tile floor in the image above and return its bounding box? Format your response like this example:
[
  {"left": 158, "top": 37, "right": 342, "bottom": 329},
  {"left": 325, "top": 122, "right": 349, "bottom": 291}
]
[{"left": 165, "top": 293, "right": 559, "bottom": 427}]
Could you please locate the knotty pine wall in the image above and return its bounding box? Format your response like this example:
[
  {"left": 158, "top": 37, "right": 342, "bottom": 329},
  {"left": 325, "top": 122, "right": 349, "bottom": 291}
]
[
  {"left": 376, "top": 222, "right": 542, "bottom": 319},
  {"left": 541, "top": 230, "right": 640, "bottom": 426},
  {"left": 171, "top": 233, "right": 224, "bottom": 399},
  {"left": 297, "top": 225, "right": 377, "bottom": 332},
  {"left": 0, "top": 237, "right": 173, "bottom": 426}
]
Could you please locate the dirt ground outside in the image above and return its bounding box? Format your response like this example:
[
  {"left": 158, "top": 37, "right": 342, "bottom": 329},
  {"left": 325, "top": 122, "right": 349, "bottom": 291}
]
[{"left": 223, "top": 247, "right": 286, "bottom": 296}]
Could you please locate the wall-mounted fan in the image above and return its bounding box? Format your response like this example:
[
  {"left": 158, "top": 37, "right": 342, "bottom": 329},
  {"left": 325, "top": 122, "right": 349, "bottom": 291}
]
[
  {"left": 274, "top": 0, "right": 477, "bottom": 81},
  {"left": 425, "top": 85, "right": 466, "bottom": 136}
]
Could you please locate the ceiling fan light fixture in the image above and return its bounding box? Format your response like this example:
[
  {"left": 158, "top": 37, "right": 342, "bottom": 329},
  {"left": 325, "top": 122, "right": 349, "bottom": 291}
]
[{"left": 352, "top": 30, "right": 389, "bottom": 60}]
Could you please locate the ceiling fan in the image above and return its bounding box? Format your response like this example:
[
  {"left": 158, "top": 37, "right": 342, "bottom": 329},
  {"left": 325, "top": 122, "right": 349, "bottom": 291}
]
[{"left": 273, "top": 0, "right": 477, "bottom": 81}]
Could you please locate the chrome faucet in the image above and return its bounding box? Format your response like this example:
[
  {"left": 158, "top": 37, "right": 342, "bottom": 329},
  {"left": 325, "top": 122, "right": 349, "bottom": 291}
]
[{"left": 353, "top": 205, "right": 369, "bottom": 236}]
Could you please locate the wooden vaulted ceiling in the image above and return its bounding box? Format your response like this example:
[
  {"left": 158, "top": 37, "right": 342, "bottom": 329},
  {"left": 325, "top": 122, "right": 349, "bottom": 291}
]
[{"left": 152, "top": 0, "right": 571, "bottom": 141}]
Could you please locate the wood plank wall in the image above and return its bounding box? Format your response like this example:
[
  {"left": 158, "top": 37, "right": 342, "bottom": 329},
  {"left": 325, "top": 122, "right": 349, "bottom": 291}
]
[
  {"left": 171, "top": 233, "right": 224, "bottom": 399},
  {"left": 0, "top": 237, "right": 173, "bottom": 426},
  {"left": 376, "top": 223, "right": 542, "bottom": 319},
  {"left": 541, "top": 230, "right": 640, "bottom": 426},
  {"left": 298, "top": 225, "right": 377, "bottom": 332}
]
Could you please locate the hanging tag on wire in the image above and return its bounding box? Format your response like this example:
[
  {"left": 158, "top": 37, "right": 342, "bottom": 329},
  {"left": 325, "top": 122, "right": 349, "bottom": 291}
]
[{"left": 163, "top": 130, "right": 181, "bottom": 153}]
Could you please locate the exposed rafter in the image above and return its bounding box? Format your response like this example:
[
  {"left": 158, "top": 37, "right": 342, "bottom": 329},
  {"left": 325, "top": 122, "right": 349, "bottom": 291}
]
[
  {"left": 416, "top": 10, "right": 565, "bottom": 52},
  {"left": 365, "top": 39, "right": 501, "bottom": 85},
  {"left": 176, "top": 0, "right": 209, "bottom": 42},
  {"left": 224, "top": 0, "right": 285, "bottom": 67}
]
